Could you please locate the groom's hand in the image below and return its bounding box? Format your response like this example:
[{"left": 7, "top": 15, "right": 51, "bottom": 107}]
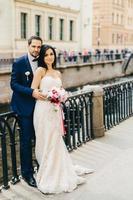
[{"left": 32, "top": 89, "right": 46, "bottom": 100}]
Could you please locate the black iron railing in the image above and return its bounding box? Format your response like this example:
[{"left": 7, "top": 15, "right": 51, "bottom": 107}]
[
  {"left": 0, "top": 112, "right": 20, "bottom": 190},
  {"left": 63, "top": 91, "right": 94, "bottom": 151},
  {"left": 0, "top": 91, "right": 93, "bottom": 189},
  {"left": 103, "top": 80, "right": 133, "bottom": 130}
]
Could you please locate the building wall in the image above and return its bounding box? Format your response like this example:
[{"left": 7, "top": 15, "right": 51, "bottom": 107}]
[
  {"left": 79, "top": 0, "right": 93, "bottom": 51},
  {"left": 92, "top": 0, "right": 133, "bottom": 50},
  {"left": 37, "top": 0, "right": 80, "bottom": 10},
  {"left": 0, "top": 0, "right": 93, "bottom": 58},
  {"left": 0, "top": 0, "right": 15, "bottom": 58}
]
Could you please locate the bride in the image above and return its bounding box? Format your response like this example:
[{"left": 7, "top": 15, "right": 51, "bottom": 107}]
[{"left": 31, "top": 44, "right": 94, "bottom": 194}]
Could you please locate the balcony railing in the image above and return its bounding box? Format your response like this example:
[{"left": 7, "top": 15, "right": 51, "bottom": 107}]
[{"left": 0, "top": 90, "right": 93, "bottom": 189}]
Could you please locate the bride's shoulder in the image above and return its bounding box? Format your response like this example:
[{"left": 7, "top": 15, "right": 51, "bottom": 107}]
[
  {"left": 37, "top": 66, "right": 46, "bottom": 72},
  {"left": 55, "top": 70, "right": 61, "bottom": 78},
  {"left": 36, "top": 67, "right": 46, "bottom": 74},
  {"left": 35, "top": 67, "right": 46, "bottom": 76}
]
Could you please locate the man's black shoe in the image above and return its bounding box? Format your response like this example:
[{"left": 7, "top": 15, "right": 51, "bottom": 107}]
[{"left": 23, "top": 176, "right": 37, "bottom": 188}]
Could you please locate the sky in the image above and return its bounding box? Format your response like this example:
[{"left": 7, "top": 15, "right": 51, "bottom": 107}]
[{"left": 37, "top": 0, "right": 80, "bottom": 10}]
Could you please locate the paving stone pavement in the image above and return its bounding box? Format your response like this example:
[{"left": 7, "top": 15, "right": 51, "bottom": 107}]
[{"left": 0, "top": 117, "right": 133, "bottom": 200}]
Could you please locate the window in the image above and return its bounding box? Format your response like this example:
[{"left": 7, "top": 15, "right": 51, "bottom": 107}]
[
  {"left": 120, "top": 34, "right": 123, "bottom": 44},
  {"left": 59, "top": 18, "right": 64, "bottom": 40},
  {"left": 121, "top": 15, "right": 123, "bottom": 25},
  {"left": 112, "top": 13, "right": 114, "bottom": 24},
  {"left": 48, "top": 17, "right": 53, "bottom": 40},
  {"left": 35, "top": 15, "right": 41, "bottom": 36},
  {"left": 131, "top": 34, "right": 133, "bottom": 42},
  {"left": 112, "top": 33, "right": 115, "bottom": 44},
  {"left": 116, "top": 33, "right": 120, "bottom": 44},
  {"left": 21, "top": 12, "right": 27, "bottom": 39},
  {"left": 69, "top": 20, "right": 74, "bottom": 41},
  {"left": 128, "top": 0, "right": 131, "bottom": 7},
  {"left": 116, "top": 14, "right": 119, "bottom": 24}
]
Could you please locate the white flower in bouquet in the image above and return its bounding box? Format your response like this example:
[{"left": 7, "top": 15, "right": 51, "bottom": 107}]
[
  {"left": 59, "top": 87, "right": 68, "bottom": 103},
  {"left": 47, "top": 87, "right": 68, "bottom": 111}
]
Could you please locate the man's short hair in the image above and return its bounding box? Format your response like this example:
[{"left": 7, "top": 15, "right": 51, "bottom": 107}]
[{"left": 28, "top": 36, "right": 43, "bottom": 45}]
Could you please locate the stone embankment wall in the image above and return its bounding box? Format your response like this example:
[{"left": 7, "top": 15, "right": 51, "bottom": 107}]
[
  {"left": 0, "top": 72, "right": 12, "bottom": 104},
  {"left": 60, "top": 60, "right": 125, "bottom": 89},
  {"left": 0, "top": 60, "right": 133, "bottom": 104}
]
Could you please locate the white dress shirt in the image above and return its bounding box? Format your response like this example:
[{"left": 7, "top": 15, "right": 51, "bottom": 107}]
[{"left": 28, "top": 53, "right": 38, "bottom": 73}]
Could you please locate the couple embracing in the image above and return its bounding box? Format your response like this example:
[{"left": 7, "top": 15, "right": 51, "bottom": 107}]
[{"left": 10, "top": 36, "right": 93, "bottom": 194}]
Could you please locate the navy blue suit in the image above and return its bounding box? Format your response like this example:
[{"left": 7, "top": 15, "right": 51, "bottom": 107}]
[{"left": 10, "top": 54, "right": 36, "bottom": 178}]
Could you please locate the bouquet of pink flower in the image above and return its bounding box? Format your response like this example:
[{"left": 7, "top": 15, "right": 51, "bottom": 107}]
[
  {"left": 47, "top": 87, "right": 68, "bottom": 109},
  {"left": 47, "top": 87, "right": 68, "bottom": 134}
]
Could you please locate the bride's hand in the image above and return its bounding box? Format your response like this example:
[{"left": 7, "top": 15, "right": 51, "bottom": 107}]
[{"left": 32, "top": 89, "right": 47, "bottom": 100}]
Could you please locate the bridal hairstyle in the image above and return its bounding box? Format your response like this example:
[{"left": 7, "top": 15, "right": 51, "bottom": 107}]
[{"left": 38, "top": 45, "right": 57, "bottom": 69}]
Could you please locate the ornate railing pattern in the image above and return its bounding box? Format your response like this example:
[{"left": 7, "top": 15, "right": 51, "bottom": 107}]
[
  {"left": 103, "top": 80, "right": 133, "bottom": 130},
  {"left": 0, "top": 112, "right": 20, "bottom": 190},
  {"left": 0, "top": 91, "right": 93, "bottom": 189},
  {"left": 63, "top": 91, "right": 94, "bottom": 151}
]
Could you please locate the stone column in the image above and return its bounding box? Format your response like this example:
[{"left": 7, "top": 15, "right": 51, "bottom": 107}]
[{"left": 91, "top": 86, "right": 105, "bottom": 137}]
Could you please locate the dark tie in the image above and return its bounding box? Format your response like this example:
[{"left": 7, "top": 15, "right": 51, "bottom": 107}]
[{"left": 32, "top": 58, "right": 38, "bottom": 62}]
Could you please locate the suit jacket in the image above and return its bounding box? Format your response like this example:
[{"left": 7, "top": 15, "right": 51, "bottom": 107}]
[{"left": 10, "top": 54, "right": 35, "bottom": 117}]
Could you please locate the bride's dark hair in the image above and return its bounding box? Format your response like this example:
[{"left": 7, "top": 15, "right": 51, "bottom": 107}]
[{"left": 38, "top": 45, "right": 57, "bottom": 69}]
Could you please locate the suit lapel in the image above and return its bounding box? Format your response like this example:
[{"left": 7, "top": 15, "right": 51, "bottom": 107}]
[{"left": 24, "top": 55, "right": 33, "bottom": 80}]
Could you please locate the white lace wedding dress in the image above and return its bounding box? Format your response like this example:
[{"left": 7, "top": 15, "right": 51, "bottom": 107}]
[{"left": 33, "top": 76, "right": 93, "bottom": 194}]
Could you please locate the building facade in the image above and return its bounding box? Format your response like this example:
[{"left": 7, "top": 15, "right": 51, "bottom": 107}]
[
  {"left": 0, "top": 0, "right": 92, "bottom": 58},
  {"left": 92, "top": 0, "right": 133, "bottom": 50}
]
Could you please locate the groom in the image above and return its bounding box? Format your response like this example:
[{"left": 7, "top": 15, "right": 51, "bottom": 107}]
[{"left": 10, "top": 36, "right": 45, "bottom": 187}]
